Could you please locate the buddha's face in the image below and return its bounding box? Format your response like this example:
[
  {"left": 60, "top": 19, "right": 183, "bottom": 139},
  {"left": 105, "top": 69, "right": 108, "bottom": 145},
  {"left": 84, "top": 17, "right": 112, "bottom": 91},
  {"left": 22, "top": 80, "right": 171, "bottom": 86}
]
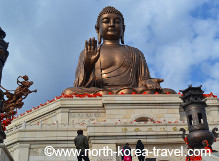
[{"left": 99, "top": 13, "right": 123, "bottom": 41}]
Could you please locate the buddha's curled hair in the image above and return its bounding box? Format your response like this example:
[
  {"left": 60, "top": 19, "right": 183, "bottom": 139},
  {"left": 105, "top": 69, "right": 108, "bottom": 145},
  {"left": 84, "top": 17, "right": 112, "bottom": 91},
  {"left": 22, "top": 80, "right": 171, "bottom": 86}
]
[{"left": 95, "top": 6, "right": 125, "bottom": 30}]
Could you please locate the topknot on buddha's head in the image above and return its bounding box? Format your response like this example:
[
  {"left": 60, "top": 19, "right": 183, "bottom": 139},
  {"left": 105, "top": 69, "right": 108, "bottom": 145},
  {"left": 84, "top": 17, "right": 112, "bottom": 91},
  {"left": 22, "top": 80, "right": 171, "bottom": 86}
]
[{"left": 95, "top": 6, "right": 125, "bottom": 30}]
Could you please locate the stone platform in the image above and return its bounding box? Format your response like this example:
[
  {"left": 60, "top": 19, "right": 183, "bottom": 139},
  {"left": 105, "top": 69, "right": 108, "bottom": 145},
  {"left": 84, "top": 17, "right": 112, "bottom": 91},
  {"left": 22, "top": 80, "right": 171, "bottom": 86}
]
[{"left": 3, "top": 94, "right": 219, "bottom": 161}]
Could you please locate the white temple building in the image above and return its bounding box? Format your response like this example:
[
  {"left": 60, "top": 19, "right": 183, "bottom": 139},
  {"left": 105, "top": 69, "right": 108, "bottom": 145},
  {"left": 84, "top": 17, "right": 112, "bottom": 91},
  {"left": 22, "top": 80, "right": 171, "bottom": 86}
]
[{"left": 3, "top": 93, "right": 219, "bottom": 161}]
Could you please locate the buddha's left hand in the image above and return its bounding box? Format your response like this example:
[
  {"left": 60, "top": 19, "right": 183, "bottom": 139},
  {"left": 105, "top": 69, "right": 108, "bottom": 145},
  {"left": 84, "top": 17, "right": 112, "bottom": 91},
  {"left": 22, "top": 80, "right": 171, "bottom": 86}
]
[{"left": 145, "top": 78, "right": 163, "bottom": 90}]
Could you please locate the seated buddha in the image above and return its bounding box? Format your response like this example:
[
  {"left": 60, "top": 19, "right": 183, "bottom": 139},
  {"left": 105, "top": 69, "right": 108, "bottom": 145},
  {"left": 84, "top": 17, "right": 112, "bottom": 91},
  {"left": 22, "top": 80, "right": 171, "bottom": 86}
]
[{"left": 63, "top": 6, "right": 176, "bottom": 95}]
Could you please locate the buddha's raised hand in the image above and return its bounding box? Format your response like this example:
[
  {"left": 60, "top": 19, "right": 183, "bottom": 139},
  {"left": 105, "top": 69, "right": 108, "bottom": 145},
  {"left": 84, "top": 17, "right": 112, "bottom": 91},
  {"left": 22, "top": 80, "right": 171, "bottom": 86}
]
[{"left": 84, "top": 37, "right": 100, "bottom": 68}]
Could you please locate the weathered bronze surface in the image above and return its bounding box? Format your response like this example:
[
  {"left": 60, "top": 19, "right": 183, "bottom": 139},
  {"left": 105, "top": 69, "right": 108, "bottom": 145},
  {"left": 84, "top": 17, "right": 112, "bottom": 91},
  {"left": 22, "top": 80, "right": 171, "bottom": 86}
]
[
  {"left": 180, "top": 85, "right": 218, "bottom": 149},
  {"left": 63, "top": 6, "right": 176, "bottom": 95}
]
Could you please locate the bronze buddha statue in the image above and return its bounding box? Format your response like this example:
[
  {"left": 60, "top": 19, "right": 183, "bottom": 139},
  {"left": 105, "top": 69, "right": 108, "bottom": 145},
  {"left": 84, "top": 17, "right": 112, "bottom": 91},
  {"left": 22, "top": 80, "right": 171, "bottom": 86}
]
[{"left": 63, "top": 6, "right": 175, "bottom": 95}]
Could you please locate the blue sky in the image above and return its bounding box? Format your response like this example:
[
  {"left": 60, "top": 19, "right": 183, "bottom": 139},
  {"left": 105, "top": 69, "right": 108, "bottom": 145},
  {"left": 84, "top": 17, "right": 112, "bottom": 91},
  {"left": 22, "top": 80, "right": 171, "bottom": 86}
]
[{"left": 1, "top": 0, "right": 219, "bottom": 114}]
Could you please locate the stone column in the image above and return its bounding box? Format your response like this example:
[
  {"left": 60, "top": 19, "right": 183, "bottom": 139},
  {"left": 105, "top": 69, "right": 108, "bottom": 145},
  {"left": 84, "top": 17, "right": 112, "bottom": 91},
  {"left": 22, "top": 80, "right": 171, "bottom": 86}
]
[
  {"left": 0, "top": 143, "right": 14, "bottom": 161},
  {"left": 13, "top": 144, "right": 30, "bottom": 161}
]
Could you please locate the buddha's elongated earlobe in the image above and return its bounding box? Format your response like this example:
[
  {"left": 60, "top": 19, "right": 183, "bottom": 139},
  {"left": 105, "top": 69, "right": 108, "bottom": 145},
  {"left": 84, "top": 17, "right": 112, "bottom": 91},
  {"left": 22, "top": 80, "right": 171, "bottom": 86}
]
[
  {"left": 121, "top": 26, "right": 125, "bottom": 44},
  {"left": 121, "top": 32, "right": 124, "bottom": 44},
  {"left": 95, "top": 25, "right": 102, "bottom": 44},
  {"left": 97, "top": 33, "right": 102, "bottom": 44}
]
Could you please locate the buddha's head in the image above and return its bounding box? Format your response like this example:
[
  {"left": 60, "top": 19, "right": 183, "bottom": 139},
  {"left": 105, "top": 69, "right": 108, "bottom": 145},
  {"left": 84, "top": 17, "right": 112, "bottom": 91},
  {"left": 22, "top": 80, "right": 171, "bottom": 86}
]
[{"left": 95, "top": 6, "right": 125, "bottom": 44}]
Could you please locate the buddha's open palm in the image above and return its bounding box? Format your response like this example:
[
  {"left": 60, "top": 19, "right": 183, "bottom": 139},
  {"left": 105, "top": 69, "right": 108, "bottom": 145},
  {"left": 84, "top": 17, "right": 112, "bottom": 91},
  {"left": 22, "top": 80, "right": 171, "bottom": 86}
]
[{"left": 84, "top": 37, "right": 100, "bottom": 67}]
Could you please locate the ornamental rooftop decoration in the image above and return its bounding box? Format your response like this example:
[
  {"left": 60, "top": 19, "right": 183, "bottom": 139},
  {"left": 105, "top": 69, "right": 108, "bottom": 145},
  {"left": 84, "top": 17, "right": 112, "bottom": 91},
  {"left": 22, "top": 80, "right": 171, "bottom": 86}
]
[
  {"left": 0, "top": 27, "right": 9, "bottom": 84},
  {"left": 63, "top": 6, "right": 176, "bottom": 95},
  {"left": 0, "top": 27, "right": 9, "bottom": 142}
]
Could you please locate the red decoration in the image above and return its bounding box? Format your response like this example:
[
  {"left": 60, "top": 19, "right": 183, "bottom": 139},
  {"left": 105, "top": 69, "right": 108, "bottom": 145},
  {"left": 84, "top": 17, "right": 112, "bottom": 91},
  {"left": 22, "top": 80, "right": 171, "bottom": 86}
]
[
  {"left": 203, "top": 92, "right": 217, "bottom": 98},
  {"left": 186, "top": 155, "right": 202, "bottom": 161},
  {"left": 184, "top": 137, "right": 188, "bottom": 145}
]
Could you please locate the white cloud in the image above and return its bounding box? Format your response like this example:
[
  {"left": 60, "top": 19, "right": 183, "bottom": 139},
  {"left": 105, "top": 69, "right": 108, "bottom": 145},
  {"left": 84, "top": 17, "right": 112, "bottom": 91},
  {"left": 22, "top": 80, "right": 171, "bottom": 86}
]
[
  {"left": 122, "top": 0, "right": 219, "bottom": 94},
  {"left": 202, "top": 62, "right": 219, "bottom": 94},
  {"left": 1, "top": 0, "right": 219, "bottom": 113}
]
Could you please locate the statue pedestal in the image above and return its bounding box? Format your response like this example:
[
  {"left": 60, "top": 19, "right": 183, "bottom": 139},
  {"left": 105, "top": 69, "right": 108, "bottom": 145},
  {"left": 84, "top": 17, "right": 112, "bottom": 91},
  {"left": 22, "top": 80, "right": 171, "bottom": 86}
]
[{"left": 3, "top": 94, "right": 219, "bottom": 161}]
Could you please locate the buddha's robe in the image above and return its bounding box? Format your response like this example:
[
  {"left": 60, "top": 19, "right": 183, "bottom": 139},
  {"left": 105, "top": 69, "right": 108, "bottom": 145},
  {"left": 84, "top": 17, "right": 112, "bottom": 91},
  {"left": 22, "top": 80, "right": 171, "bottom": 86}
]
[
  {"left": 74, "top": 45, "right": 150, "bottom": 91},
  {"left": 63, "top": 45, "right": 176, "bottom": 94}
]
